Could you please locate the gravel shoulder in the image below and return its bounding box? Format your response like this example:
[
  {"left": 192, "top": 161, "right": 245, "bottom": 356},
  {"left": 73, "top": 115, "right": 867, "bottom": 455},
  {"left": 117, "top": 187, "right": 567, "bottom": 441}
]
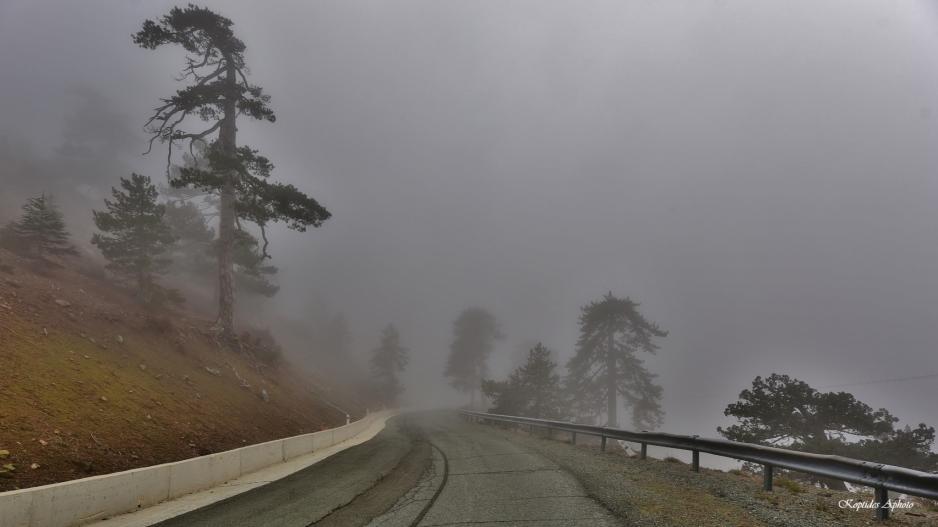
[{"left": 477, "top": 421, "right": 938, "bottom": 527}]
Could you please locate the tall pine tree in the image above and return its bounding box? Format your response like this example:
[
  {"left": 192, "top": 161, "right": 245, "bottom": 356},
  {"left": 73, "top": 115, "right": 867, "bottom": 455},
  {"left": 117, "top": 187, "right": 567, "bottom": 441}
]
[
  {"left": 5, "top": 194, "right": 77, "bottom": 261},
  {"left": 134, "top": 5, "right": 330, "bottom": 337},
  {"left": 92, "top": 174, "right": 177, "bottom": 304},
  {"left": 369, "top": 324, "right": 409, "bottom": 406},
  {"left": 566, "top": 293, "right": 667, "bottom": 429},
  {"left": 444, "top": 308, "right": 503, "bottom": 408}
]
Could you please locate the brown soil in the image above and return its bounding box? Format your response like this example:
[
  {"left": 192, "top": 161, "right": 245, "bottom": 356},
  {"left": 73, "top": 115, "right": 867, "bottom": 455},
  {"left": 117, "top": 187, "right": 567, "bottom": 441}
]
[{"left": 0, "top": 248, "right": 359, "bottom": 491}]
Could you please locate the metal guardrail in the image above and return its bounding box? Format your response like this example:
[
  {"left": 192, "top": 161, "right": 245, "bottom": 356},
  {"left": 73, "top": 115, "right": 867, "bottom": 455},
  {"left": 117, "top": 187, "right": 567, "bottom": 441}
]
[{"left": 461, "top": 410, "right": 938, "bottom": 521}]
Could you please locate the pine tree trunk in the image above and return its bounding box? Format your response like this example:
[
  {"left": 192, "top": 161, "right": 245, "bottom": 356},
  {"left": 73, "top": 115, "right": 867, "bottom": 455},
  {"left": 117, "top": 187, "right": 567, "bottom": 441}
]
[
  {"left": 606, "top": 329, "right": 618, "bottom": 427},
  {"left": 216, "top": 61, "right": 238, "bottom": 339}
]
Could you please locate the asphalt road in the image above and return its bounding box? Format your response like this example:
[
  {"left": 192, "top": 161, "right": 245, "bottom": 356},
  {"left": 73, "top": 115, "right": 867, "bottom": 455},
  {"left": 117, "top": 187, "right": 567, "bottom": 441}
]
[
  {"left": 386, "top": 412, "right": 624, "bottom": 527},
  {"left": 153, "top": 412, "right": 624, "bottom": 527}
]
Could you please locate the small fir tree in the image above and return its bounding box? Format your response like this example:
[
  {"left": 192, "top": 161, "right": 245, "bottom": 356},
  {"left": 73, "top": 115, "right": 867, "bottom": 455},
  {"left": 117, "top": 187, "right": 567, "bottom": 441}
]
[
  {"left": 92, "top": 173, "right": 177, "bottom": 303},
  {"left": 6, "top": 194, "right": 77, "bottom": 261},
  {"left": 482, "top": 343, "right": 566, "bottom": 419}
]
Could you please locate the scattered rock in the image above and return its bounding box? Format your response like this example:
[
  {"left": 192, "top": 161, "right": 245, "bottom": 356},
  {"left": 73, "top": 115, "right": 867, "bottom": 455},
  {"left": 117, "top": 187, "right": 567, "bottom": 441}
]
[
  {"left": 83, "top": 355, "right": 90, "bottom": 359},
  {"left": 53, "top": 430, "right": 60, "bottom": 435},
  {"left": 42, "top": 327, "right": 49, "bottom": 336},
  {"left": 205, "top": 366, "right": 221, "bottom": 376},
  {"left": 0, "top": 449, "right": 9, "bottom": 459},
  {"left": 139, "top": 364, "right": 147, "bottom": 371},
  {"left": 99, "top": 396, "right": 108, "bottom": 403},
  {"left": 38, "top": 439, "right": 47, "bottom": 446},
  {"left": 260, "top": 389, "right": 270, "bottom": 402},
  {"left": 53, "top": 298, "right": 71, "bottom": 307},
  {"left": 115, "top": 335, "right": 124, "bottom": 345},
  {"left": 30, "top": 463, "right": 39, "bottom": 470}
]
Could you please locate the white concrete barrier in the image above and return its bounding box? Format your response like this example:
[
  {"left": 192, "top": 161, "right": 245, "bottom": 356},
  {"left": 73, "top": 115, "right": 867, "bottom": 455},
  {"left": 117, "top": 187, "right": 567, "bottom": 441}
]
[{"left": 0, "top": 412, "right": 384, "bottom": 527}]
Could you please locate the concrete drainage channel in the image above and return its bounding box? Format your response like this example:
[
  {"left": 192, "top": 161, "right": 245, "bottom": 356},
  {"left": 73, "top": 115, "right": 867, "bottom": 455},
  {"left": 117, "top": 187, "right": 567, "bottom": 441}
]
[{"left": 0, "top": 411, "right": 393, "bottom": 527}]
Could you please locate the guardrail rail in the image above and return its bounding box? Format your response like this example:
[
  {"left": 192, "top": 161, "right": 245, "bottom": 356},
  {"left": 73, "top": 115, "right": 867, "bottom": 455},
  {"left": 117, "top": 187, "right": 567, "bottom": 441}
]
[{"left": 461, "top": 410, "right": 938, "bottom": 521}]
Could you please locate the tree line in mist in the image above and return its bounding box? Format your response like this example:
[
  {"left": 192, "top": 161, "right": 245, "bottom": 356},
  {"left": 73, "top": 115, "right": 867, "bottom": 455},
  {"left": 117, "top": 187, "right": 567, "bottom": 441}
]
[{"left": 443, "top": 294, "right": 938, "bottom": 482}]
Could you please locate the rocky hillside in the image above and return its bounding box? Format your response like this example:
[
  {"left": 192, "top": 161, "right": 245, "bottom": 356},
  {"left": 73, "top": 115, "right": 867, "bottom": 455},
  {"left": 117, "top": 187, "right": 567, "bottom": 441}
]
[{"left": 0, "top": 248, "right": 359, "bottom": 491}]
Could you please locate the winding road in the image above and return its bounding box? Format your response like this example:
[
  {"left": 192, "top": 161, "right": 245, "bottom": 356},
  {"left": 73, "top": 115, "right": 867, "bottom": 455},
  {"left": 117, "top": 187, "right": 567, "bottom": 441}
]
[{"left": 152, "top": 412, "right": 623, "bottom": 527}]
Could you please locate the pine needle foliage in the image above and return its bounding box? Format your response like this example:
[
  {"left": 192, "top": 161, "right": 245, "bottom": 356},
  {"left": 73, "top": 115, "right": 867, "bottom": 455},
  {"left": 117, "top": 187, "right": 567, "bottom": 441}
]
[
  {"left": 92, "top": 173, "right": 178, "bottom": 304},
  {"left": 566, "top": 292, "right": 667, "bottom": 429},
  {"left": 5, "top": 194, "right": 77, "bottom": 262}
]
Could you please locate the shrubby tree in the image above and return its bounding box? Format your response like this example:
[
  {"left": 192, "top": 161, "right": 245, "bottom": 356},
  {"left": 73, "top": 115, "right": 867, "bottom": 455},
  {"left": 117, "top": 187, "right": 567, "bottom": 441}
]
[
  {"left": 2, "top": 194, "right": 77, "bottom": 262},
  {"left": 369, "top": 324, "right": 409, "bottom": 405},
  {"left": 566, "top": 293, "right": 667, "bottom": 429},
  {"left": 444, "top": 308, "right": 503, "bottom": 407},
  {"left": 135, "top": 5, "right": 330, "bottom": 337},
  {"left": 92, "top": 174, "right": 179, "bottom": 304},
  {"left": 719, "top": 373, "right": 938, "bottom": 488},
  {"left": 482, "top": 343, "right": 566, "bottom": 419}
]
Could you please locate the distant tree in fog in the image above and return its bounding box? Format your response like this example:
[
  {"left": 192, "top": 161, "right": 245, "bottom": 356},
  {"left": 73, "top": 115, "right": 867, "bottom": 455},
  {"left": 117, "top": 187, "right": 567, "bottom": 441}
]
[
  {"left": 444, "top": 307, "right": 503, "bottom": 408},
  {"left": 92, "top": 174, "right": 179, "bottom": 305},
  {"left": 482, "top": 343, "right": 566, "bottom": 419},
  {"left": 719, "top": 373, "right": 938, "bottom": 488},
  {"left": 134, "top": 5, "right": 330, "bottom": 338},
  {"left": 369, "top": 324, "right": 409, "bottom": 405},
  {"left": 566, "top": 293, "right": 667, "bottom": 429},
  {"left": 2, "top": 194, "right": 77, "bottom": 262}
]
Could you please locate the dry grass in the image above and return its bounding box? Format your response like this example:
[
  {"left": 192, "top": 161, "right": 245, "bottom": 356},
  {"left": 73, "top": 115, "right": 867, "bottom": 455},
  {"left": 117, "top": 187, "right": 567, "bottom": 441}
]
[{"left": 0, "top": 248, "right": 357, "bottom": 490}]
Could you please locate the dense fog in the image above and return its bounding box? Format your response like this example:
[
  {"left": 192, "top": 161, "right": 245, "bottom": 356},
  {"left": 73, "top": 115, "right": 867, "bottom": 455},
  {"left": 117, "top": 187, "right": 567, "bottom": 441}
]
[{"left": 2, "top": 0, "right": 938, "bottom": 440}]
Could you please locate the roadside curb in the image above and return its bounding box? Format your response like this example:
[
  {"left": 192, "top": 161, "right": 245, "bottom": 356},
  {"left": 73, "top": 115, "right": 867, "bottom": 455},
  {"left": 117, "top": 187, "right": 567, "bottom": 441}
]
[{"left": 0, "top": 411, "right": 393, "bottom": 527}]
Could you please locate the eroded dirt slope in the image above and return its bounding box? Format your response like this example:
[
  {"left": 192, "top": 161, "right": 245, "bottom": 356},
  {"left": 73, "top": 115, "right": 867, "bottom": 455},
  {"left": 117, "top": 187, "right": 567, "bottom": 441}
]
[{"left": 0, "top": 248, "right": 358, "bottom": 491}]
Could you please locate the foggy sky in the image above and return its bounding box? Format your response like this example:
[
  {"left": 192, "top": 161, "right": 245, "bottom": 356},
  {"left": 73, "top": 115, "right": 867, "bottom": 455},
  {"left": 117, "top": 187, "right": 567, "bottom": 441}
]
[{"left": 2, "top": 0, "right": 938, "bottom": 439}]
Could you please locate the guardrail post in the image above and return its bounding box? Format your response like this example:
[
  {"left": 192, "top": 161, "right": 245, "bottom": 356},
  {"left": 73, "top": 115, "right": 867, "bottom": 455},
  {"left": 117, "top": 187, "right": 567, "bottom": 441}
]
[
  {"left": 875, "top": 487, "right": 889, "bottom": 521},
  {"left": 640, "top": 443, "right": 647, "bottom": 459},
  {"left": 601, "top": 436, "right": 607, "bottom": 452},
  {"left": 763, "top": 465, "right": 773, "bottom": 491},
  {"left": 692, "top": 450, "right": 700, "bottom": 472}
]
